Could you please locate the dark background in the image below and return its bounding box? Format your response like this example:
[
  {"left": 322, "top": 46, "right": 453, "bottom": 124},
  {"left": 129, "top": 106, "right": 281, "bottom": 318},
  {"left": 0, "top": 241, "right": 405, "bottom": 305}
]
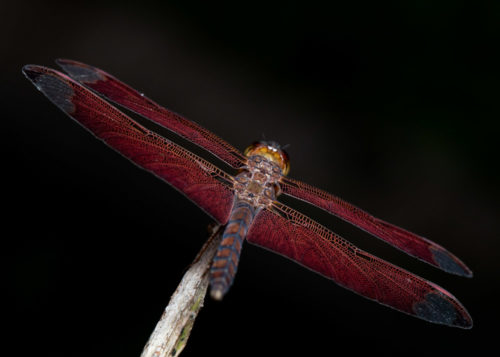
[{"left": 3, "top": 1, "right": 498, "bottom": 356}]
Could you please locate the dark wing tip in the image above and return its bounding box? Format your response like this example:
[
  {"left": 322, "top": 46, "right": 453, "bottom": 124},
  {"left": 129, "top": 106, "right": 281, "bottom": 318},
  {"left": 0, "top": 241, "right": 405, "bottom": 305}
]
[
  {"left": 22, "top": 64, "right": 76, "bottom": 114},
  {"left": 22, "top": 64, "right": 44, "bottom": 81},
  {"left": 56, "top": 59, "right": 104, "bottom": 83},
  {"left": 414, "top": 292, "right": 473, "bottom": 329},
  {"left": 22, "top": 65, "right": 54, "bottom": 90},
  {"left": 431, "top": 247, "right": 473, "bottom": 278},
  {"left": 55, "top": 58, "right": 83, "bottom": 67}
]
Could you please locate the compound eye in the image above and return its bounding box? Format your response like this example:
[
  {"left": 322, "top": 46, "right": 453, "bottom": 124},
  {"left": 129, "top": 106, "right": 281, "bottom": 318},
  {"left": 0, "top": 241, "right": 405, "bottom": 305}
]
[
  {"left": 280, "top": 150, "right": 290, "bottom": 176},
  {"left": 244, "top": 141, "right": 265, "bottom": 157}
]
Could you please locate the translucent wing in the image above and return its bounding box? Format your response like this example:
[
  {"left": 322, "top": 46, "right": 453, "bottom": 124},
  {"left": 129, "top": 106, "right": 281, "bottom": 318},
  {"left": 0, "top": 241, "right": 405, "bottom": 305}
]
[
  {"left": 281, "top": 177, "right": 472, "bottom": 277},
  {"left": 247, "top": 201, "right": 472, "bottom": 328},
  {"left": 55, "top": 59, "right": 247, "bottom": 169},
  {"left": 23, "top": 65, "right": 235, "bottom": 224}
]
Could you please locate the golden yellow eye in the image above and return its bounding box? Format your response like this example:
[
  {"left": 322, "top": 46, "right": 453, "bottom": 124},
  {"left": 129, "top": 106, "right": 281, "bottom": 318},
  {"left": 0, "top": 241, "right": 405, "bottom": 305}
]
[{"left": 244, "top": 141, "right": 290, "bottom": 176}]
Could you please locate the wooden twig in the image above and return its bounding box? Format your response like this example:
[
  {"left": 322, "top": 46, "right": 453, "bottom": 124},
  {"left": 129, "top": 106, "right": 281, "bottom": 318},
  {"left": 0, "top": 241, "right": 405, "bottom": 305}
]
[{"left": 140, "top": 224, "right": 222, "bottom": 357}]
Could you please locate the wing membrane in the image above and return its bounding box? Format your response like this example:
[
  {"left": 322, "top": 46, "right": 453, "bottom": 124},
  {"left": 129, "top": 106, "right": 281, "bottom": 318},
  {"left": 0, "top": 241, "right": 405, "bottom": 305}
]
[
  {"left": 281, "top": 177, "right": 472, "bottom": 277},
  {"left": 23, "top": 65, "right": 235, "bottom": 224},
  {"left": 247, "top": 201, "right": 472, "bottom": 328},
  {"left": 55, "top": 59, "right": 246, "bottom": 169}
]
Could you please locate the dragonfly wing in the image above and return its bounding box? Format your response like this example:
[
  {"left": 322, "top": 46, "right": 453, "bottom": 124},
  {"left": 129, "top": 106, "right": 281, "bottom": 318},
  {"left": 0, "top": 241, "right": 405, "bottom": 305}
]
[
  {"left": 246, "top": 201, "right": 472, "bottom": 328},
  {"left": 23, "top": 65, "right": 235, "bottom": 224},
  {"left": 281, "top": 177, "right": 472, "bottom": 277},
  {"left": 55, "top": 59, "right": 246, "bottom": 169}
]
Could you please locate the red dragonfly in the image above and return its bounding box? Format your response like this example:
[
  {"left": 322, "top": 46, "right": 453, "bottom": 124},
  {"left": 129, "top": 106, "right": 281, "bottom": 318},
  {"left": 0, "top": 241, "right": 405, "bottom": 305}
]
[{"left": 23, "top": 60, "right": 472, "bottom": 328}]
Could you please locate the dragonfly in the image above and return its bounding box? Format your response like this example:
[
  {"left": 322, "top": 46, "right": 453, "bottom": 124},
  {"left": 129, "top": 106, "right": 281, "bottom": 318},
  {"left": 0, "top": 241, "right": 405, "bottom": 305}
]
[{"left": 23, "top": 60, "right": 472, "bottom": 328}]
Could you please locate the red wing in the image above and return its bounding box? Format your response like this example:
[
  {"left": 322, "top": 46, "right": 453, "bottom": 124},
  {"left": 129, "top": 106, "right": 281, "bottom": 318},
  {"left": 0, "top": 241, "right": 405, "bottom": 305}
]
[
  {"left": 55, "top": 59, "right": 246, "bottom": 169},
  {"left": 247, "top": 201, "right": 472, "bottom": 328},
  {"left": 281, "top": 177, "right": 472, "bottom": 277},
  {"left": 23, "top": 65, "right": 235, "bottom": 224}
]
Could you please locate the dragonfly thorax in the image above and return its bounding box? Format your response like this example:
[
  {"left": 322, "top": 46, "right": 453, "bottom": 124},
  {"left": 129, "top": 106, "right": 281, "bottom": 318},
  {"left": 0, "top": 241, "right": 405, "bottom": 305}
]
[{"left": 233, "top": 155, "right": 282, "bottom": 208}]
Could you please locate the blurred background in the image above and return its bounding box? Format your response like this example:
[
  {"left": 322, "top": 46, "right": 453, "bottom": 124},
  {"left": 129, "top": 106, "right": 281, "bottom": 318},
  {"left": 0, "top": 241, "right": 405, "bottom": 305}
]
[{"left": 3, "top": 1, "right": 498, "bottom": 356}]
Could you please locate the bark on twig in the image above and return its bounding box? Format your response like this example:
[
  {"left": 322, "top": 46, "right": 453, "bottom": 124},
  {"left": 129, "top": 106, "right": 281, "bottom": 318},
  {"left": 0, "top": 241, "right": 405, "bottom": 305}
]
[{"left": 140, "top": 225, "right": 222, "bottom": 357}]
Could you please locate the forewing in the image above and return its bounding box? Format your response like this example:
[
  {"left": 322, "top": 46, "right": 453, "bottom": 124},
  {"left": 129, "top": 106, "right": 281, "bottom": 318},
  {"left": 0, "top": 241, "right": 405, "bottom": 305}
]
[
  {"left": 55, "top": 59, "right": 246, "bottom": 169},
  {"left": 247, "top": 201, "right": 472, "bottom": 328},
  {"left": 23, "top": 65, "right": 235, "bottom": 224},
  {"left": 281, "top": 177, "right": 472, "bottom": 277}
]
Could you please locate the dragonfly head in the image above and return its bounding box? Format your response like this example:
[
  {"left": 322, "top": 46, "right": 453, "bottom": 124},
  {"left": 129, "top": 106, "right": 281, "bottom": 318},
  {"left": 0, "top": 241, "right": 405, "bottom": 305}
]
[{"left": 244, "top": 141, "right": 290, "bottom": 176}]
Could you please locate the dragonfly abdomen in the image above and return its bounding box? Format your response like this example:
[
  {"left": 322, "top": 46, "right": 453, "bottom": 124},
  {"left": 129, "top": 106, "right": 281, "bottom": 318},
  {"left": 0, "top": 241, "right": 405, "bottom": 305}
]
[{"left": 210, "top": 199, "right": 258, "bottom": 300}]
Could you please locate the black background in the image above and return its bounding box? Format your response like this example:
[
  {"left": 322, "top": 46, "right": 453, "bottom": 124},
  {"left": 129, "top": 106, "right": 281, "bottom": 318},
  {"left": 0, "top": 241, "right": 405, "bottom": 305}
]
[{"left": 4, "top": 1, "right": 499, "bottom": 356}]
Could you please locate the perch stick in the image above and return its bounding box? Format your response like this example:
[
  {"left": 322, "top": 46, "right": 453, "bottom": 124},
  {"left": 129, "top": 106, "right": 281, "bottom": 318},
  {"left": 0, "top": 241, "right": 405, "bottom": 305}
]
[{"left": 141, "top": 224, "right": 222, "bottom": 357}]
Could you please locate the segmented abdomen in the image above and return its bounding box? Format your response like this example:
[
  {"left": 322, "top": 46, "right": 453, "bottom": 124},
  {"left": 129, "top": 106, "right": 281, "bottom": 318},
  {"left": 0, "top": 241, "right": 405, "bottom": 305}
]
[{"left": 210, "top": 199, "right": 258, "bottom": 300}]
